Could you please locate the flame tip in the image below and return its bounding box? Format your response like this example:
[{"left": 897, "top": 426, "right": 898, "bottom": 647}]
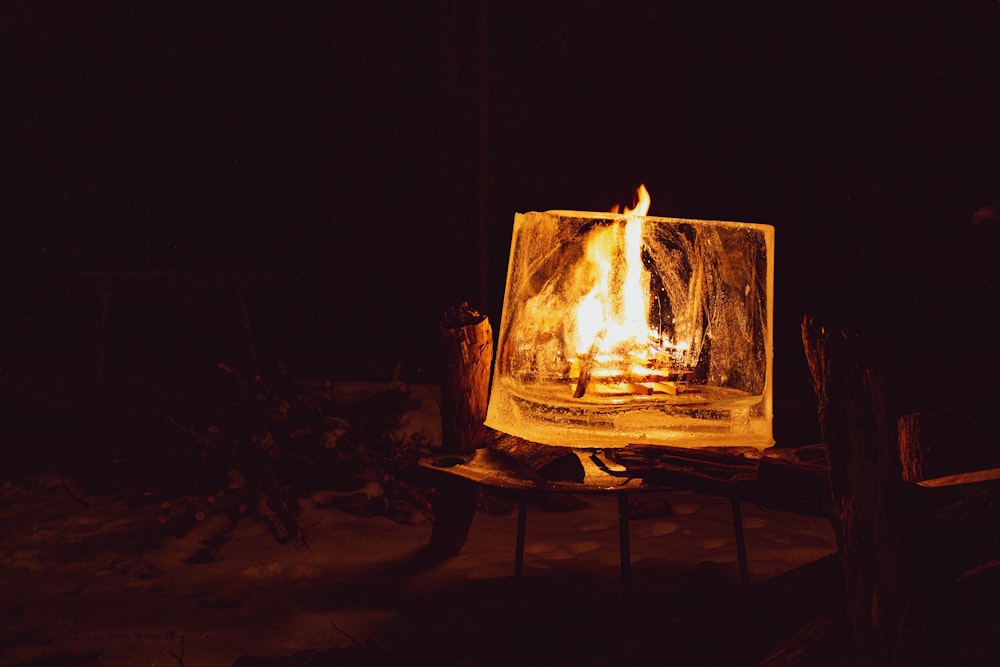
[{"left": 611, "top": 184, "right": 652, "bottom": 217}]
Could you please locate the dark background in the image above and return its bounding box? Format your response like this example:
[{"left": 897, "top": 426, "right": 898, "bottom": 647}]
[{"left": 4, "top": 1, "right": 998, "bottom": 452}]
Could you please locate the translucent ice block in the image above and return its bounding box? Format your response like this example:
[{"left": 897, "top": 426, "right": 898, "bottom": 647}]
[{"left": 485, "top": 210, "right": 774, "bottom": 450}]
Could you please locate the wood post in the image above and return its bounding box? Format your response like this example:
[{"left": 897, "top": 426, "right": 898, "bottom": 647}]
[
  {"left": 428, "top": 303, "right": 492, "bottom": 556},
  {"left": 438, "top": 303, "right": 492, "bottom": 454},
  {"left": 801, "top": 316, "right": 909, "bottom": 667}
]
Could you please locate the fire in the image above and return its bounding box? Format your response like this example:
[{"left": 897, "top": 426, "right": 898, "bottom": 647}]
[
  {"left": 568, "top": 184, "right": 695, "bottom": 398},
  {"left": 610, "top": 183, "right": 651, "bottom": 216}
]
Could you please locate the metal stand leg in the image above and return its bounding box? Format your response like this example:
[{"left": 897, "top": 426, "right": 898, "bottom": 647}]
[
  {"left": 618, "top": 492, "right": 631, "bottom": 601},
  {"left": 513, "top": 496, "right": 528, "bottom": 609},
  {"left": 730, "top": 496, "right": 750, "bottom": 587}
]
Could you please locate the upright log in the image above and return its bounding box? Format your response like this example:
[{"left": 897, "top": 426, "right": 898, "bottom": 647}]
[
  {"left": 428, "top": 303, "right": 492, "bottom": 556},
  {"left": 801, "top": 317, "right": 909, "bottom": 667},
  {"left": 439, "top": 303, "right": 492, "bottom": 454}
]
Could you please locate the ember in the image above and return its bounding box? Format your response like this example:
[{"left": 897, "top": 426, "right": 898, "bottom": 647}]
[{"left": 485, "top": 186, "right": 775, "bottom": 450}]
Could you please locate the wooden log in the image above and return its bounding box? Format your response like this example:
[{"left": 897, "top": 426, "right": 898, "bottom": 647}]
[
  {"left": 438, "top": 302, "right": 492, "bottom": 454},
  {"left": 428, "top": 303, "right": 492, "bottom": 557},
  {"left": 573, "top": 353, "right": 594, "bottom": 398},
  {"left": 801, "top": 316, "right": 909, "bottom": 667},
  {"left": 485, "top": 430, "right": 585, "bottom": 483},
  {"left": 613, "top": 443, "right": 760, "bottom": 484}
]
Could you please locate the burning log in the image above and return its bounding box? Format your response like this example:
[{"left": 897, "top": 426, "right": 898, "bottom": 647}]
[
  {"left": 570, "top": 353, "right": 699, "bottom": 399},
  {"left": 572, "top": 353, "right": 594, "bottom": 398},
  {"left": 653, "top": 380, "right": 699, "bottom": 395}
]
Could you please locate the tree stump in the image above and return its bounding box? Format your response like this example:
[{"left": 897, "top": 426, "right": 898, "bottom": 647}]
[
  {"left": 438, "top": 303, "right": 492, "bottom": 454},
  {"left": 801, "top": 316, "right": 909, "bottom": 667},
  {"left": 428, "top": 303, "right": 492, "bottom": 557}
]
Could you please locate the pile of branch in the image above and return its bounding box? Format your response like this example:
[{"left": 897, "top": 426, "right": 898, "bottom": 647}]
[{"left": 155, "top": 359, "right": 435, "bottom": 543}]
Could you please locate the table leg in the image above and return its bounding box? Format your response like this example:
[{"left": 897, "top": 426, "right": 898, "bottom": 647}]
[
  {"left": 618, "top": 492, "right": 631, "bottom": 601},
  {"left": 730, "top": 496, "right": 750, "bottom": 587}
]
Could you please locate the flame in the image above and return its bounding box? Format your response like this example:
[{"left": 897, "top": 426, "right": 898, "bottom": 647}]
[
  {"left": 609, "top": 183, "right": 651, "bottom": 216},
  {"left": 571, "top": 185, "right": 655, "bottom": 358},
  {"left": 566, "top": 183, "right": 698, "bottom": 396},
  {"left": 623, "top": 183, "right": 651, "bottom": 216}
]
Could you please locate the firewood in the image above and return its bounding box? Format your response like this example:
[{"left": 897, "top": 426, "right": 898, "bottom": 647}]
[
  {"left": 656, "top": 380, "right": 700, "bottom": 395},
  {"left": 429, "top": 303, "right": 493, "bottom": 556},
  {"left": 438, "top": 302, "right": 492, "bottom": 454},
  {"left": 485, "top": 430, "right": 585, "bottom": 482},
  {"left": 573, "top": 354, "right": 594, "bottom": 398},
  {"left": 608, "top": 444, "right": 759, "bottom": 497}
]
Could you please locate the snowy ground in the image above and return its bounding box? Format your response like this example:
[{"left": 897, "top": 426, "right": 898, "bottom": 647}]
[{"left": 0, "top": 385, "right": 839, "bottom": 666}]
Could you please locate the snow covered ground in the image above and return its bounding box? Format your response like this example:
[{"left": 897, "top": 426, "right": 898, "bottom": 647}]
[{"left": 0, "top": 385, "right": 838, "bottom": 666}]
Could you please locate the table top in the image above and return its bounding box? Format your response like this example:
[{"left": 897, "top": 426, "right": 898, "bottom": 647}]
[
  {"left": 420, "top": 444, "right": 771, "bottom": 496},
  {"left": 421, "top": 447, "right": 651, "bottom": 493},
  {"left": 421, "top": 443, "right": 833, "bottom": 518}
]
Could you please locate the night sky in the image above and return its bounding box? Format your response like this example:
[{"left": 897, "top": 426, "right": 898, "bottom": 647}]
[{"left": 5, "top": 1, "right": 998, "bottom": 444}]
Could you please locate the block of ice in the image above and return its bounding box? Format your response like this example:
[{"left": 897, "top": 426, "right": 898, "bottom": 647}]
[{"left": 485, "top": 210, "right": 774, "bottom": 450}]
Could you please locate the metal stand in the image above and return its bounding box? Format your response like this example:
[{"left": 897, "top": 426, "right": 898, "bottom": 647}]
[
  {"left": 425, "top": 449, "right": 760, "bottom": 620},
  {"left": 731, "top": 496, "right": 751, "bottom": 586},
  {"left": 513, "top": 496, "right": 527, "bottom": 610},
  {"left": 509, "top": 489, "right": 749, "bottom": 609}
]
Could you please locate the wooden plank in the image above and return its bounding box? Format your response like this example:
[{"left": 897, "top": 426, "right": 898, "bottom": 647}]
[{"left": 918, "top": 466, "right": 1000, "bottom": 488}]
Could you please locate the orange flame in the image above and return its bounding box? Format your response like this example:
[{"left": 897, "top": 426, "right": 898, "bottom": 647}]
[
  {"left": 610, "top": 183, "right": 651, "bottom": 216},
  {"left": 571, "top": 185, "right": 655, "bottom": 358}
]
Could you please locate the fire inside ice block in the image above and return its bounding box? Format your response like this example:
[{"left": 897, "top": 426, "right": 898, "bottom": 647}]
[{"left": 485, "top": 208, "right": 774, "bottom": 450}]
